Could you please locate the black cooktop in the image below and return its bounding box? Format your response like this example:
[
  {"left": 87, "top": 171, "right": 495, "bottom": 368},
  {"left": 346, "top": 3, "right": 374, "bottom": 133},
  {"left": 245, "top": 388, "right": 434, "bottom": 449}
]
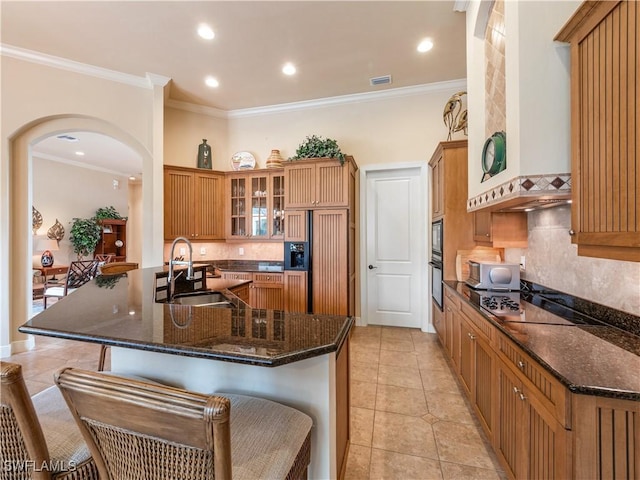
[{"left": 467, "top": 288, "right": 606, "bottom": 327}]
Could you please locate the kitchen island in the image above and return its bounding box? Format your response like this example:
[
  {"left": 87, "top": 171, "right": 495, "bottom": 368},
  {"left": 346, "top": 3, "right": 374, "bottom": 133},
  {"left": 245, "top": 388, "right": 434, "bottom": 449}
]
[{"left": 20, "top": 266, "right": 353, "bottom": 480}]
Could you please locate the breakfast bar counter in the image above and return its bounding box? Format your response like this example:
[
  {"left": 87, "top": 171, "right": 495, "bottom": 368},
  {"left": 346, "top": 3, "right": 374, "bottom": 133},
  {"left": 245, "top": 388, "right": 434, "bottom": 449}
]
[{"left": 20, "top": 266, "right": 353, "bottom": 479}]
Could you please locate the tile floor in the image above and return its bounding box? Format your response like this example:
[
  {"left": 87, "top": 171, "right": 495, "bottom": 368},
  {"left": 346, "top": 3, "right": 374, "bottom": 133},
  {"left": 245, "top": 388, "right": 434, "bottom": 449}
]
[{"left": 5, "top": 323, "right": 505, "bottom": 479}]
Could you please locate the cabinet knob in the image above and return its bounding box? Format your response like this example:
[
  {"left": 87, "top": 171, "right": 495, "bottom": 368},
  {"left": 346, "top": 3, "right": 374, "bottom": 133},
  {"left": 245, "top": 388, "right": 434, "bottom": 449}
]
[
  {"left": 513, "top": 386, "right": 520, "bottom": 394},
  {"left": 517, "top": 361, "right": 525, "bottom": 369},
  {"left": 569, "top": 229, "right": 575, "bottom": 236},
  {"left": 469, "top": 333, "right": 476, "bottom": 340},
  {"left": 519, "top": 393, "right": 527, "bottom": 401},
  {"left": 485, "top": 233, "right": 490, "bottom": 237}
]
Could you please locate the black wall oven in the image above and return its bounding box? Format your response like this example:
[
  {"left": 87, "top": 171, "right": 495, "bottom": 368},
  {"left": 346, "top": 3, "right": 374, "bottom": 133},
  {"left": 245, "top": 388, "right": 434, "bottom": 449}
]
[{"left": 429, "top": 219, "right": 444, "bottom": 310}]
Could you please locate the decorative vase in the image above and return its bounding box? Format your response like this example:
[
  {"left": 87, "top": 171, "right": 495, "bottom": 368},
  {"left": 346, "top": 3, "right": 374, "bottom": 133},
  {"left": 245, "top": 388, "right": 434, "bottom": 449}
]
[
  {"left": 266, "top": 149, "right": 283, "bottom": 169},
  {"left": 41, "top": 250, "right": 54, "bottom": 267}
]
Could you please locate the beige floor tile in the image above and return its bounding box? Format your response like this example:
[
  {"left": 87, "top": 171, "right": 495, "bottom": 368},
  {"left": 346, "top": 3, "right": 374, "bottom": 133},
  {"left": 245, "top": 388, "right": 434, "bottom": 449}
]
[
  {"left": 416, "top": 350, "right": 453, "bottom": 372},
  {"left": 375, "top": 383, "right": 428, "bottom": 417},
  {"left": 369, "top": 448, "right": 443, "bottom": 480},
  {"left": 432, "top": 421, "right": 498, "bottom": 470},
  {"left": 24, "top": 379, "right": 52, "bottom": 396},
  {"left": 440, "top": 461, "right": 503, "bottom": 480},
  {"left": 378, "top": 349, "right": 418, "bottom": 368},
  {"left": 351, "top": 346, "right": 381, "bottom": 366},
  {"left": 411, "top": 331, "right": 439, "bottom": 344},
  {"left": 351, "top": 380, "right": 377, "bottom": 409},
  {"left": 420, "top": 367, "right": 462, "bottom": 395},
  {"left": 379, "top": 337, "right": 415, "bottom": 352},
  {"left": 343, "top": 444, "right": 371, "bottom": 479},
  {"left": 351, "top": 407, "right": 375, "bottom": 447},
  {"left": 424, "top": 390, "right": 475, "bottom": 424},
  {"left": 377, "top": 364, "right": 423, "bottom": 389},
  {"left": 351, "top": 336, "right": 382, "bottom": 350},
  {"left": 372, "top": 411, "right": 439, "bottom": 459},
  {"left": 380, "top": 327, "right": 415, "bottom": 341},
  {"left": 352, "top": 326, "right": 382, "bottom": 339},
  {"left": 351, "top": 361, "right": 379, "bottom": 384}
]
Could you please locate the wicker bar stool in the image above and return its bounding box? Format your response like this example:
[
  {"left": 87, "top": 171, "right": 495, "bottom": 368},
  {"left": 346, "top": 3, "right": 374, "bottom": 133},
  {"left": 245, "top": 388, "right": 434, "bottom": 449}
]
[
  {"left": 55, "top": 368, "right": 312, "bottom": 480},
  {"left": 0, "top": 362, "right": 99, "bottom": 479}
]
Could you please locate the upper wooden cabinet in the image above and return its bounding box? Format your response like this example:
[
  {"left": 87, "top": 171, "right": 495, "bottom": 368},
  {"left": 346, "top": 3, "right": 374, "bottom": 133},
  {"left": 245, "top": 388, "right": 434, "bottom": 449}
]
[
  {"left": 556, "top": 0, "right": 640, "bottom": 261},
  {"left": 428, "top": 140, "right": 475, "bottom": 280},
  {"left": 164, "top": 166, "right": 225, "bottom": 240},
  {"left": 226, "top": 169, "right": 284, "bottom": 240},
  {"left": 284, "top": 157, "right": 357, "bottom": 209},
  {"left": 473, "top": 211, "right": 528, "bottom": 248}
]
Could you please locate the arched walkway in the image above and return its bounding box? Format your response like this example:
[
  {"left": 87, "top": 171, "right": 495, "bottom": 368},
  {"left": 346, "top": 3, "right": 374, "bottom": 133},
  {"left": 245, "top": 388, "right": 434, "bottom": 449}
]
[{"left": 3, "top": 115, "right": 154, "bottom": 354}]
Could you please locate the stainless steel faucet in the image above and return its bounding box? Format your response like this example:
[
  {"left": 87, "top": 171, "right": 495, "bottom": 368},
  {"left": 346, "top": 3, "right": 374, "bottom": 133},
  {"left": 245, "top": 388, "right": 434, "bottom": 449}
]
[{"left": 168, "top": 236, "right": 194, "bottom": 301}]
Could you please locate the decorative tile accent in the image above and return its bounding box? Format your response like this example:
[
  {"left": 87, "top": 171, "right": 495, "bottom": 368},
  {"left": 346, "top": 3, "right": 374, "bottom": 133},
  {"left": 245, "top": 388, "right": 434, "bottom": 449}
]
[{"left": 467, "top": 173, "right": 571, "bottom": 211}]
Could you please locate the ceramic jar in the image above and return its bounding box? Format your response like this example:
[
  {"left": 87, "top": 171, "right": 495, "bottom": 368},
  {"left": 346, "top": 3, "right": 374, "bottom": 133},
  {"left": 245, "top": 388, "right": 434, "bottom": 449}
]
[{"left": 266, "top": 149, "right": 283, "bottom": 169}]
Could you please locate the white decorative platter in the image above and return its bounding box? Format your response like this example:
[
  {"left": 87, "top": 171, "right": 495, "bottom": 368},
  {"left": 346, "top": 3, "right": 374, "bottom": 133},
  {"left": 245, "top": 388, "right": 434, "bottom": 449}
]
[{"left": 231, "top": 151, "right": 256, "bottom": 171}]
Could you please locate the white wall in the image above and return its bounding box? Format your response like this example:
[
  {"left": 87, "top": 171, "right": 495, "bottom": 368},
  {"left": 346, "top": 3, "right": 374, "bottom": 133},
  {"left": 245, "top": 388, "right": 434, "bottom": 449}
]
[
  {"left": 32, "top": 156, "right": 129, "bottom": 265},
  {"left": 466, "top": 0, "right": 580, "bottom": 199},
  {"left": 1, "top": 55, "right": 160, "bottom": 354}
]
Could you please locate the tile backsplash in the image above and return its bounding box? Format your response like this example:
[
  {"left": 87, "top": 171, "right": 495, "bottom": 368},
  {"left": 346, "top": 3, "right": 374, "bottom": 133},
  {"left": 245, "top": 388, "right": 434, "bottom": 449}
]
[
  {"left": 164, "top": 241, "right": 283, "bottom": 263},
  {"left": 504, "top": 205, "right": 640, "bottom": 316}
]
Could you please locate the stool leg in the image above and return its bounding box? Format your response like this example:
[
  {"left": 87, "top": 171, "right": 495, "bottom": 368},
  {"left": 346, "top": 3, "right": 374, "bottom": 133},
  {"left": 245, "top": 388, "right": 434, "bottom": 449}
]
[{"left": 98, "top": 345, "right": 109, "bottom": 371}]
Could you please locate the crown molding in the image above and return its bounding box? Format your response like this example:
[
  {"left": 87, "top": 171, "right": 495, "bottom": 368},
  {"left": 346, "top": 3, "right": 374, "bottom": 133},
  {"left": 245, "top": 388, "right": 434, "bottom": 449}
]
[
  {"left": 32, "top": 151, "right": 132, "bottom": 178},
  {"left": 164, "top": 99, "right": 228, "bottom": 119},
  {"left": 146, "top": 73, "right": 172, "bottom": 87},
  {"left": 0, "top": 43, "right": 153, "bottom": 90},
  {"left": 453, "top": 0, "right": 470, "bottom": 12},
  {"left": 226, "top": 79, "right": 468, "bottom": 119}
]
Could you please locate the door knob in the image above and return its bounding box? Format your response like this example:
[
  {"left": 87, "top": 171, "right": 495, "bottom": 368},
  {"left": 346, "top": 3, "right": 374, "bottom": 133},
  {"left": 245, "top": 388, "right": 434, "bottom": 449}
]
[{"left": 368, "top": 265, "right": 378, "bottom": 270}]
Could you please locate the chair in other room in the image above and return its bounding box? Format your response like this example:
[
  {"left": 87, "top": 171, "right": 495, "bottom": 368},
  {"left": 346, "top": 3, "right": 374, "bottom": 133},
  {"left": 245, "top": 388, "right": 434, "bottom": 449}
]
[
  {"left": 43, "top": 260, "right": 99, "bottom": 309},
  {"left": 94, "top": 253, "right": 115, "bottom": 265},
  {"left": 0, "top": 361, "right": 99, "bottom": 479},
  {"left": 96, "top": 261, "right": 139, "bottom": 371},
  {"left": 55, "top": 368, "right": 313, "bottom": 480}
]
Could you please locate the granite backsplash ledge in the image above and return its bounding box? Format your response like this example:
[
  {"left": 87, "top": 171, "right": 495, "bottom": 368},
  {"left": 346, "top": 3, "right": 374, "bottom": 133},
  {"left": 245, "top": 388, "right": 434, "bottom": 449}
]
[{"left": 522, "top": 280, "right": 640, "bottom": 338}]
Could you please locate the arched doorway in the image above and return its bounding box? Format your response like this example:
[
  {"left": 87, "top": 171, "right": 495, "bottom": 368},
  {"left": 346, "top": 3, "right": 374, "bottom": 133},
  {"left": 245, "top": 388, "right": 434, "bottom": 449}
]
[{"left": 4, "top": 115, "right": 154, "bottom": 355}]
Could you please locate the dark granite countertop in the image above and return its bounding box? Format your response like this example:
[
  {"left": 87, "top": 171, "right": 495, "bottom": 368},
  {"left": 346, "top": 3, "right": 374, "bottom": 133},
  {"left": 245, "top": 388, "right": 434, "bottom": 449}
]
[
  {"left": 444, "top": 281, "right": 640, "bottom": 401},
  {"left": 197, "top": 259, "right": 284, "bottom": 273},
  {"left": 19, "top": 266, "right": 352, "bottom": 367}
]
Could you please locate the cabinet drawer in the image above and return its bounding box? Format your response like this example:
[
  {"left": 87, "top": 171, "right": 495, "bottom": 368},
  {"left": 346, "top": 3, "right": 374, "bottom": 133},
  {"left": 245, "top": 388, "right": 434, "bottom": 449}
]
[
  {"left": 460, "top": 302, "right": 493, "bottom": 344},
  {"left": 221, "top": 272, "right": 252, "bottom": 281},
  {"left": 252, "top": 272, "right": 283, "bottom": 284},
  {"left": 444, "top": 286, "right": 460, "bottom": 310},
  {"left": 497, "top": 332, "right": 570, "bottom": 428}
]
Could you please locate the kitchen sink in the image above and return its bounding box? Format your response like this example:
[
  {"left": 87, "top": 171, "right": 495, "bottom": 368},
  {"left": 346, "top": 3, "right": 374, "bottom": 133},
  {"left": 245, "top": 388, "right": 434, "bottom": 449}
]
[{"left": 171, "top": 291, "right": 233, "bottom": 307}]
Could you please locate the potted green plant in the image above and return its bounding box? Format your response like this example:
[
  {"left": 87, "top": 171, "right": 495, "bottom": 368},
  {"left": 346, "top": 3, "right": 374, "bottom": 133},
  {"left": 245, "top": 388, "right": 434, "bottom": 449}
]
[
  {"left": 93, "top": 206, "right": 125, "bottom": 221},
  {"left": 289, "top": 135, "right": 346, "bottom": 165},
  {"left": 69, "top": 217, "right": 102, "bottom": 260}
]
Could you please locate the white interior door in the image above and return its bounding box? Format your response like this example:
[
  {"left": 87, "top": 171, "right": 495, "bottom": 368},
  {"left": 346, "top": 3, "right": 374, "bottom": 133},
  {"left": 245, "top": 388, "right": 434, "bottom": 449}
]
[{"left": 364, "top": 167, "right": 424, "bottom": 328}]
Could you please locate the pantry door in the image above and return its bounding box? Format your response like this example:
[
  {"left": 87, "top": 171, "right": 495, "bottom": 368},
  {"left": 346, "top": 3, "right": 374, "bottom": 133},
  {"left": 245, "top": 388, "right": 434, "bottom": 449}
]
[{"left": 363, "top": 165, "right": 426, "bottom": 328}]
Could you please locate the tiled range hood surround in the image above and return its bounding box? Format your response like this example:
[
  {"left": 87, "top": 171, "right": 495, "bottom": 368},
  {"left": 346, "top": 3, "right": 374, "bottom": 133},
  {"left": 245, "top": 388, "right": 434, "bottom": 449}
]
[{"left": 465, "top": 0, "right": 581, "bottom": 212}]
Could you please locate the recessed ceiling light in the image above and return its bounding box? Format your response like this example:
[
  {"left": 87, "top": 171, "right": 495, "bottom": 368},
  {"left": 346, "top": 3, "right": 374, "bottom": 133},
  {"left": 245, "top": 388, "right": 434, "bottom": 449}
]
[
  {"left": 197, "top": 24, "right": 215, "bottom": 40},
  {"left": 282, "top": 63, "right": 296, "bottom": 76},
  {"left": 417, "top": 38, "right": 434, "bottom": 53},
  {"left": 205, "top": 76, "right": 219, "bottom": 88},
  {"left": 129, "top": 175, "right": 136, "bottom": 181},
  {"left": 75, "top": 151, "right": 85, "bottom": 156}
]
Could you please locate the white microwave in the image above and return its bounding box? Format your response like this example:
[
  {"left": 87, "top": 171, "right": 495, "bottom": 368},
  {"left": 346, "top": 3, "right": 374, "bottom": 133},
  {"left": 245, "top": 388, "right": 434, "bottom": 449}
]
[{"left": 465, "top": 261, "right": 520, "bottom": 291}]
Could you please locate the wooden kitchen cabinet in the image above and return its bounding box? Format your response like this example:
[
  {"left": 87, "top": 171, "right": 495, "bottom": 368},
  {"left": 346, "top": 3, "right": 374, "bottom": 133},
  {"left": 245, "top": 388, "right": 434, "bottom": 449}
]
[
  {"left": 443, "top": 286, "right": 461, "bottom": 372},
  {"left": 556, "top": 0, "right": 640, "bottom": 262},
  {"left": 458, "top": 303, "right": 495, "bottom": 438},
  {"left": 428, "top": 141, "right": 475, "bottom": 281},
  {"left": 284, "top": 157, "right": 356, "bottom": 209},
  {"left": 473, "top": 211, "right": 528, "bottom": 248},
  {"left": 495, "top": 357, "right": 570, "bottom": 480},
  {"left": 249, "top": 272, "right": 284, "bottom": 310},
  {"left": 432, "top": 299, "right": 445, "bottom": 345},
  {"left": 164, "top": 166, "right": 225, "bottom": 240},
  {"left": 284, "top": 271, "right": 308, "bottom": 313},
  {"left": 226, "top": 169, "right": 284, "bottom": 240}
]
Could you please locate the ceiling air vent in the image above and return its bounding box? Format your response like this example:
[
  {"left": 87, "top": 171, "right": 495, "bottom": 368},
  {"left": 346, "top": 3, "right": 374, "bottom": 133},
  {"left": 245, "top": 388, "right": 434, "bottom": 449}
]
[
  {"left": 370, "top": 75, "right": 392, "bottom": 86},
  {"left": 56, "top": 134, "right": 78, "bottom": 142}
]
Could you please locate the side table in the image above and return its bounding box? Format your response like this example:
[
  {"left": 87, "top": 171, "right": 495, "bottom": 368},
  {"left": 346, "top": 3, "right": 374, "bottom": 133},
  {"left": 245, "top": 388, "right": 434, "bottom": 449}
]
[{"left": 35, "top": 265, "right": 69, "bottom": 283}]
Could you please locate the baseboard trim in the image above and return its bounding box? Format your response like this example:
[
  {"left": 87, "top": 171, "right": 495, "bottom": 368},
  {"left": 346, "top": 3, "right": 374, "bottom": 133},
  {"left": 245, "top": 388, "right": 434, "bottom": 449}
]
[{"left": 2, "top": 336, "right": 36, "bottom": 357}]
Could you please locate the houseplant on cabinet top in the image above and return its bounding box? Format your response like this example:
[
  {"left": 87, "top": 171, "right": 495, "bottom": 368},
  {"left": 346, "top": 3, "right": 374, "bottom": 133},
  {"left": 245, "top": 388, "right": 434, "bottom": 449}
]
[{"left": 289, "top": 135, "right": 346, "bottom": 165}]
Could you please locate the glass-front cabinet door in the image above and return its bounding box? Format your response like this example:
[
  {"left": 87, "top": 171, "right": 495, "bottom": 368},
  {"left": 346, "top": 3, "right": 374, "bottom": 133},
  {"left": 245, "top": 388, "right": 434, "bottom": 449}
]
[
  {"left": 271, "top": 173, "right": 285, "bottom": 238},
  {"left": 227, "top": 170, "right": 284, "bottom": 240},
  {"left": 250, "top": 176, "right": 268, "bottom": 237},
  {"left": 229, "top": 176, "right": 247, "bottom": 237}
]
